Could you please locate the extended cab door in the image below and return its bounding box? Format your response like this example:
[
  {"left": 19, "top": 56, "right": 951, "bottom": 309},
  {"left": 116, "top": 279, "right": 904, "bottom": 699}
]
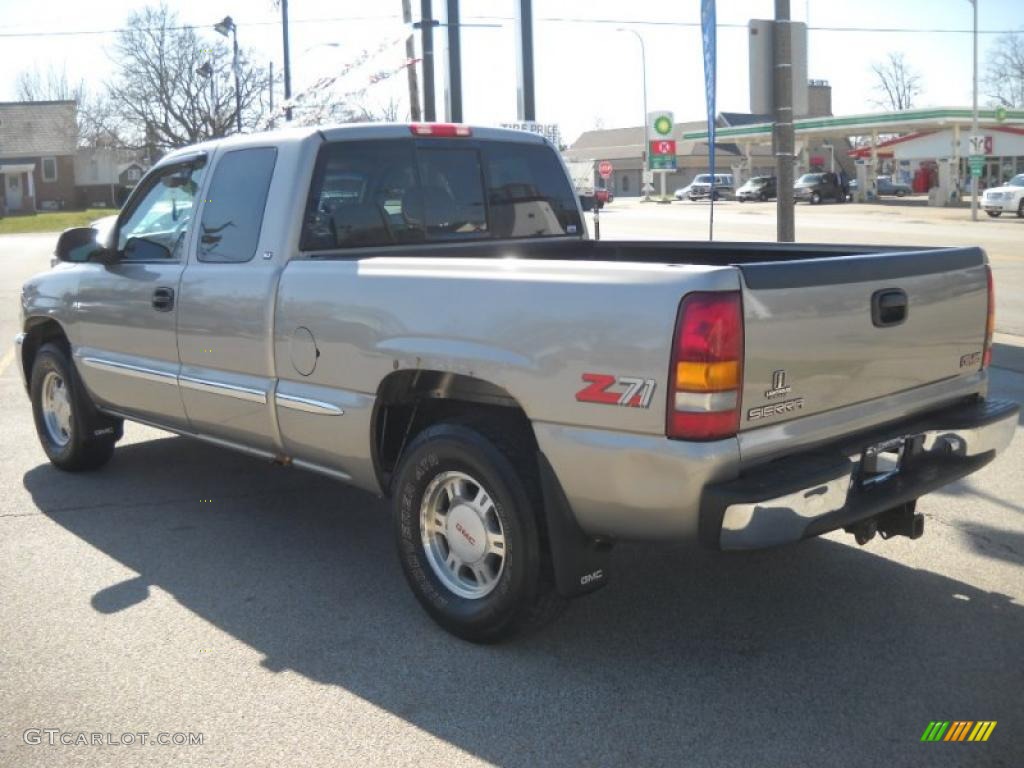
[
  {"left": 176, "top": 146, "right": 280, "bottom": 452},
  {"left": 74, "top": 158, "right": 207, "bottom": 428}
]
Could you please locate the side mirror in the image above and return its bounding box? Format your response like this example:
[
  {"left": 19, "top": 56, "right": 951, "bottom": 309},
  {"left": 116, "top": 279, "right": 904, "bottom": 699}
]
[
  {"left": 123, "top": 237, "right": 172, "bottom": 262},
  {"left": 54, "top": 227, "right": 106, "bottom": 263}
]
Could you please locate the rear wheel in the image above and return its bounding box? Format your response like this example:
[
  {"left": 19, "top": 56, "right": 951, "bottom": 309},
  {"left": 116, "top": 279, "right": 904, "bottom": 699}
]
[
  {"left": 1017, "top": 199, "right": 1024, "bottom": 218},
  {"left": 392, "top": 422, "right": 562, "bottom": 642},
  {"left": 759, "top": 192, "right": 768, "bottom": 202},
  {"left": 895, "top": 189, "right": 907, "bottom": 197},
  {"left": 986, "top": 210, "right": 1001, "bottom": 218},
  {"left": 30, "top": 343, "right": 118, "bottom": 471}
]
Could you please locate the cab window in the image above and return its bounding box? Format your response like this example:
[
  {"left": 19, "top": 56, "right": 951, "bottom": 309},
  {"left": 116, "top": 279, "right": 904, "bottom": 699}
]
[
  {"left": 198, "top": 147, "right": 277, "bottom": 263},
  {"left": 117, "top": 161, "right": 207, "bottom": 260}
]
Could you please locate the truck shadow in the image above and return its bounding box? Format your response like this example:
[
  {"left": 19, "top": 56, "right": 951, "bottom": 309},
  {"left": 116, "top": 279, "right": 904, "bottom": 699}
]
[{"left": 23, "top": 438, "right": 1023, "bottom": 767}]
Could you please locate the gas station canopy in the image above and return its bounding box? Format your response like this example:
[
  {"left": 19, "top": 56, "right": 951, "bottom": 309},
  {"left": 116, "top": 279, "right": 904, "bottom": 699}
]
[{"left": 682, "top": 107, "right": 1024, "bottom": 143}]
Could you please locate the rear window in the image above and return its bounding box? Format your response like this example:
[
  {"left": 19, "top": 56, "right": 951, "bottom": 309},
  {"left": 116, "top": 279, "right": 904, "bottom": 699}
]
[
  {"left": 301, "top": 139, "right": 581, "bottom": 251},
  {"left": 482, "top": 143, "right": 581, "bottom": 238}
]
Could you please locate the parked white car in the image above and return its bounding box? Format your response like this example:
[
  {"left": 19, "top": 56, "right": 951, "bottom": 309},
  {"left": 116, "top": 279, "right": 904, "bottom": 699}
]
[{"left": 982, "top": 173, "right": 1024, "bottom": 218}]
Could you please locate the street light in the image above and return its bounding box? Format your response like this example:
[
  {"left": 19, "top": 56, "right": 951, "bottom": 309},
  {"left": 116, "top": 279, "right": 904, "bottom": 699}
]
[
  {"left": 214, "top": 16, "right": 242, "bottom": 133},
  {"left": 617, "top": 27, "right": 650, "bottom": 200},
  {"left": 968, "top": 0, "right": 979, "bottom": 221}
]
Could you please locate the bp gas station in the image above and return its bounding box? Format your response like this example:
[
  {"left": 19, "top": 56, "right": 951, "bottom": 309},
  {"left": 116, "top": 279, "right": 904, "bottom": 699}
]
[{"left": 683, "top": 106, "right": 1024, "bottom": 206}]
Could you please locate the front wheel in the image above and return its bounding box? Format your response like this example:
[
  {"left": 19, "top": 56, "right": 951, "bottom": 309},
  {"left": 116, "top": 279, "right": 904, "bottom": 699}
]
[
  {"left": 810, "top": 191, "right": 822, "bottom": 204},
  {"left": 392, "top": 422, "right": 562, "bottom": 642},
  {"left": 895, "top": 189, "right": 906, "bottom": 197},
  {"left": 30, "top": 343, "right": 118, "bottom": 471},
  {"left": 986, "top": 210, "right": 1001, "bottom": 218},
  {"left": 1017, "top": 199, "right": 1024, "bottom": 218}
]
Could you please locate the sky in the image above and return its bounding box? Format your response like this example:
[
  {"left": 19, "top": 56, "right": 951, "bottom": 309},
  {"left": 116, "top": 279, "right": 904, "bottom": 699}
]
[{"left": 0, "top": 0, "right": 1022, "bottom": 144}]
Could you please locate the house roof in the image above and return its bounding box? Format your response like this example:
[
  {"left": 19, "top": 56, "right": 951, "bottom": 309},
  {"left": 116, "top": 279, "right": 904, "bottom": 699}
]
[
  {"left": 565, "top": 120, "right": 745, "bottom": 163},
  {"left": 0, "top": 100, "right": 77, "bottom": 157}
]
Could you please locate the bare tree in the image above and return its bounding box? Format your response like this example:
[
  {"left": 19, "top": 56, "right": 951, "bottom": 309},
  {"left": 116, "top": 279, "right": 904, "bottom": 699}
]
[
  {"left": 14, "top": 64, "right": 122, "bottom": 148},
  {"left": 870, "top": 53, "right": 922, "bottom": 111},
  {"left": 983, "top": 31, "right": 1024, "bottom": 107},
  {"left": 15, "top": 64, "right": 86, "bottom": 102},
  {"left": 104, "top": 3, "right": 270, "bottom": 150}
]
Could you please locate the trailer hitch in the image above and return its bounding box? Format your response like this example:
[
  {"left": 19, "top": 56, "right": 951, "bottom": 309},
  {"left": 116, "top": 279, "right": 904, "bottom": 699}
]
[{"left": 845, "top": 501, "right": 924, "bottom": 545}]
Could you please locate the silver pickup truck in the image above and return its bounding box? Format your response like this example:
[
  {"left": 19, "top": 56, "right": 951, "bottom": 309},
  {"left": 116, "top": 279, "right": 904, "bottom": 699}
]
[{"left": 15, "top": 123, "right": 1018, "bottom": 642}]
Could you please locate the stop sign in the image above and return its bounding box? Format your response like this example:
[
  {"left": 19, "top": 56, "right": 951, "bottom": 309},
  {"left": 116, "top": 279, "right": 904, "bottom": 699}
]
[{"left": 598, "top": 160, "right": 613, "bottom": 179}]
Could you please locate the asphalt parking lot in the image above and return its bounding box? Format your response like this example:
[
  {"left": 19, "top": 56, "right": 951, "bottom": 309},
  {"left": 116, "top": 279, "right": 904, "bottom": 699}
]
[{"left": 1, "top": 205, "right": 1022, "bottom": 767}]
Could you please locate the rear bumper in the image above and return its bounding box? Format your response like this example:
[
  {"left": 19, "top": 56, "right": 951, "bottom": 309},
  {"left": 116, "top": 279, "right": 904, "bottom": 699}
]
[{"left": 699, "top": 397, "right": 1018, "bottom": 550}]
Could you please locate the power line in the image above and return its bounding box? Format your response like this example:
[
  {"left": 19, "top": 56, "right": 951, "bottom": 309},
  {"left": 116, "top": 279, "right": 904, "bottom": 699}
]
[
  {"left": 470, "top": 15, "right": 1020, "bottom": 35},
  {"left": 0, "top": 15, "right": 402, "bottom": 38},
  {"left": 0, "top": 14, "right": 1018, "bottom": 39}
]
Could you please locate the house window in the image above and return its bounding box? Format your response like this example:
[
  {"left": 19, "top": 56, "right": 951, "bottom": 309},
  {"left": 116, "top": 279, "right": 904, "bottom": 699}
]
[{"left": 42, "top": 157, "right": 58, "bottom": 183}]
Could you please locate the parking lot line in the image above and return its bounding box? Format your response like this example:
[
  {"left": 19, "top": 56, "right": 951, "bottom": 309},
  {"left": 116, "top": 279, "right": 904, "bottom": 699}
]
[{"left": 0, "top": 346, "right": 14, "bottom": 377}]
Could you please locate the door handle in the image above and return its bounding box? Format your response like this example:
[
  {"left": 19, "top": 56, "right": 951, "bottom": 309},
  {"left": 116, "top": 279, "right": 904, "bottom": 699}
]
[
  {"left": 152, "top": 287, "right": 175, "bottom": 312},
  {"left": 871, "top": 289, "right": 907, "bottom": 327}
]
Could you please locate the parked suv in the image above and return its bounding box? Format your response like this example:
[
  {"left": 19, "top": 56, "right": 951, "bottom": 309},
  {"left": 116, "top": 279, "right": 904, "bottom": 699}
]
[
  {"left": 794, "top": 172, "right": 846, "bottom": 204},
  {"left": 687, "top": 173, "right": 734, "bottom": 200},
  {"left": 982, "top": 173, "right": 1024, "bottom": 218},
  {"left": 876, "top": 176, "right": 913, "bottom": 197},
  {"left": 736, "top": 176, "right": 776, "bottom": 202}
]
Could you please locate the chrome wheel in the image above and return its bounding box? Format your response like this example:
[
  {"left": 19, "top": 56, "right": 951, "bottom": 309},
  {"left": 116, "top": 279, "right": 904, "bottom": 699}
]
[
  {"left": 419, "top": 470, "right": 506, "bottom": 599},
  {"left": 41, "top": 370, "right": 72, "bottom": 447}
]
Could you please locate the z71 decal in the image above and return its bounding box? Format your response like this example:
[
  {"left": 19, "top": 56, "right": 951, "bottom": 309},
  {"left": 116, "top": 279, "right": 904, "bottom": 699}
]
[{"left": 576, "top": 373, "right": 657, "bottom": 408}]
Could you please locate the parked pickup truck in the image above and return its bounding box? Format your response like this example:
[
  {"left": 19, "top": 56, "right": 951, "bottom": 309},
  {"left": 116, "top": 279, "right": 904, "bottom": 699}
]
[{"left": 16, "top": 123, "right": 1017, "bottom": 642}]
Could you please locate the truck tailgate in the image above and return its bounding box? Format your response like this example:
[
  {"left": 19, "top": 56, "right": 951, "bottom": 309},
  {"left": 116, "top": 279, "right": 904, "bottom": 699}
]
[{"left": 737, "top": 248, "right": 990, "bottom": 429}]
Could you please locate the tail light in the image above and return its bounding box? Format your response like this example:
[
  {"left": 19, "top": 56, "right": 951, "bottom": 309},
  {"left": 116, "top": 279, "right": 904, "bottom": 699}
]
[
  {"left": 983, "top": 265, "right": 995, "bottom": 369},
  {"left": 667, "top": 291, "right": 743, "bottom": 440},
  {"left": 410, "top": 123, "right": 472, "bottom": 137}
]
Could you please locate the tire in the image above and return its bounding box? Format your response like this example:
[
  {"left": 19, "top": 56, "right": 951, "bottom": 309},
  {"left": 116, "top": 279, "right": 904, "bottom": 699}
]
[
  {"left": 986, "top": 210, "right": 1001, "bottom": 218},
  {"left": 392, "top": 422, "right": 563, "bottom": 642},
  {"left": 896, "top": 189, "right": 906, "bottom": 197},
  {"left": 738, "top": 197, "right": 745, "bottom": 203},
  {"left": 30, "top": 342, "right": 118, "bottom": 471},
  {"left": 811, "top": 191, "right": 821, "bottom": 205},
  {"left": 759, "top": 192, "right": 767, "bottom": 202},
  {"left": 1018, "top": 199, "right": 1024, "bottom": 218}
]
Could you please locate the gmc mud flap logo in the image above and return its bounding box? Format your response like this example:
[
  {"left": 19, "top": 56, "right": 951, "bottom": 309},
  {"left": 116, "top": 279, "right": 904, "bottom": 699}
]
[{"left": 748, "top": 398, "right": 805, "bottom": 421}]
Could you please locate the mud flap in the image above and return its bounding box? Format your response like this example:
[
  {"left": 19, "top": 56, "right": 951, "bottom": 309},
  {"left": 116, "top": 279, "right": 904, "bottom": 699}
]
[{"left": 537, "top": 452, "right": 611, "bottom": 598}]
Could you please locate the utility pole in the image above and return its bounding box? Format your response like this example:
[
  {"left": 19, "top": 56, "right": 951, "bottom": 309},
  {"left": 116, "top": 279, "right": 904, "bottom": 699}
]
[
  {"left": 282, "top": 0, "right": 293, "bottom": 121},
  {"left": 401, "top": 0, "right": 422, "bottom": 120},
  {"left": 773, "top": 0, "right": 795, "bottom": 242},
  {"left": 446, "top": 0, "right": 463, "bottom": 122},
  {"left": 970, "top": 0, "right": 979, "bottom": 221},
  {"left": 419, "top": 0, "right": 437, "bottom": 121},
  {"left": 514, "top": 0, "right": 536, "bottom": 121}
]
